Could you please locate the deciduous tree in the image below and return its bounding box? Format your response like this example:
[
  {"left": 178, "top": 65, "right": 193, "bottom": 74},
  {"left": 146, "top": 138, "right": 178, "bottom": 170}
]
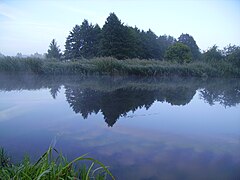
[
  {"left": 165, "top": 42, "right": 192, "bottom": 64},
  {"left": 178, "top": 33, "right": 200, "bottom": 60},
  {"left": 203, "top": 45, "right": 223, "bottom": 62}
]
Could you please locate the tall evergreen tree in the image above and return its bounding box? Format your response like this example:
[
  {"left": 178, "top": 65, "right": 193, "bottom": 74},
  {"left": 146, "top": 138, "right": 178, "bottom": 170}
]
[
  {"left": 65, "top": 20, "right": 101, "bottom": 59},
  {"left": 125, "top": 27, "right": 145, "bottom": 59},
  {"left": 178, "top": 33, "right": 201, "bottom": 60},
  {"left": 46, "top": 39, "right": 61, "bottom": 59},
  {"left": 63, "top": 13, "right": 204, "bottom": 61},
  {"left": 100, "top": 13, "right": 134, "bottom": 59},
  {"left": 120, "top": 26, "right": 140, "bottom": 59},
  {"left": 65, "top": 25, "right": 82, "bottom": 59},
  {"left": 91, "top": 24, "right": 102, "bottom": 57}
]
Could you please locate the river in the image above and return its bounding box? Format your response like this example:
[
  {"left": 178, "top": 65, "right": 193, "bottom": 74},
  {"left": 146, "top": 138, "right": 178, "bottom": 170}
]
[{"left": 0, "top": 74, "right": 239, "bottom": 179}]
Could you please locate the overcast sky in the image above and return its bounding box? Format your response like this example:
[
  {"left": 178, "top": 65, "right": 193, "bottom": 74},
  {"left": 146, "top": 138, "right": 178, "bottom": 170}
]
[{"left": 0, "top": 0, "right": 240, "bottom": 56}]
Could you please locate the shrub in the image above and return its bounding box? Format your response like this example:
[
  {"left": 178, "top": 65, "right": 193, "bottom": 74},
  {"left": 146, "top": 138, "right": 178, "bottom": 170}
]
[{"left": 165, "top": 42, "right": 192, "bottom": 64}]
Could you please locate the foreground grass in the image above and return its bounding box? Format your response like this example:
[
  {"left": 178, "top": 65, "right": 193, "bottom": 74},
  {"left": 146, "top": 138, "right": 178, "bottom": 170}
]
[
  {"left": 0, "top": 147, "right": 114, "bottom": 180},
  {"left": 0, "top": 57, "right": 239, "bottom": 77}
]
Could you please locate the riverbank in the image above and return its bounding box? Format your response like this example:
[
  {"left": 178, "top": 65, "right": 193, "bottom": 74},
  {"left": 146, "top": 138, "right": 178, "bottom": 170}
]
[
  {"left": 0, "top": 147, "right": 114, "bottom": 179},
  {"left": 0, "top": 57, "right": 239, "bottom": 77}
]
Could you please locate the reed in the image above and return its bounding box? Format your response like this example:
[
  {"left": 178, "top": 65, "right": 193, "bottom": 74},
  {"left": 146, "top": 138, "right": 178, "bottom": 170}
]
[{"left": 0, "top": 56, "right": 239, "bottom": 77}]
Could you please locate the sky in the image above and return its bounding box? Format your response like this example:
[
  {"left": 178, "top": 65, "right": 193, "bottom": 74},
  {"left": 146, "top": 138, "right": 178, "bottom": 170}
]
[{"left": 0, "top": 0, "right": 240, "bottom": 56}]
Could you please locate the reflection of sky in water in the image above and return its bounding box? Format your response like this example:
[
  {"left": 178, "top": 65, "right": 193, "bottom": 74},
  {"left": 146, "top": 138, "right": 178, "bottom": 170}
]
[{"left": 0, "top": 88, "right": 239, "bottom": 179}]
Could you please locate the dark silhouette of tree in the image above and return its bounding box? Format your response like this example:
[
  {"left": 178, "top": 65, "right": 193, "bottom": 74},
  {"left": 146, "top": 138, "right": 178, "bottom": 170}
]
[
  {"left": 100, "top": 13, "right": 128, "bottom": 59},
  {"left": 65, "top": 83, "right": 197, "bottom": 126},
  {"left": 124, "top": 27, "right": 146, "bottom": 59},
  {"left": 50, "top": 86, "right": 61, "bottom": 99},
  {"left": 65, "top": 87, "right": 102, "bottom": 118},
  {"left": 91, "top": 24, "right": 102, "bottom": 57},
  {"left": 65, "top": 20, "right": 101, "bottom": 59},
  {"left": 65, "top": 25, "right": 81, "bottom": 59},
  {"left": 162, "top": 87, "right": 196, "bottom": 105},
  {"left": 178, "top": 33, "right": 201, "bottom": 60},
  {"left": 63, "top": 13, "right": 216, "bottom": 61},
  {"left": 46, "top": 39, "right": 62, "bottom": 59},
  {"left": 65, "top": 87, "right": 157, "bottom": 126},
  {"left": 140, "top": 29, "right": 161, "bottom": 59},
  {"left": 158, "top": 35, "right": 176, "bottom": 60}
]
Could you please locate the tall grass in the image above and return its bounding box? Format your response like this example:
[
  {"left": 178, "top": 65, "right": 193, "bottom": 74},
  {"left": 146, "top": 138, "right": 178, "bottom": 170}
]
[
  {"left": 0, "top": 147, "right": 115, "bottom": 180},
  {"left": 0, "top": 148, "right": 11, "bottom": 168},
  {"left": 0, "top": 56, "right": 239, "bottom": 77}
]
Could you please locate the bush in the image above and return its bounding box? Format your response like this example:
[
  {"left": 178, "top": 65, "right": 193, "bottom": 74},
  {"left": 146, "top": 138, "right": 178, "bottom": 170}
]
[{"left": 165, "top": 42, "right": 192, "bottom": 64}]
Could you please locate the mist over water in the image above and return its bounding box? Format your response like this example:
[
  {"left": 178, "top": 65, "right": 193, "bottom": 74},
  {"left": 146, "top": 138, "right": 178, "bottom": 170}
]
[{"left": 0, "top": 74, "right": 239, "bottom": 179}]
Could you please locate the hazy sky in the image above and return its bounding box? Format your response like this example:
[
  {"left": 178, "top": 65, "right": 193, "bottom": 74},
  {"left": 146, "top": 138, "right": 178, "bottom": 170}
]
[{"left": 0, "top": 0, "right": 240, "bottom": 56}]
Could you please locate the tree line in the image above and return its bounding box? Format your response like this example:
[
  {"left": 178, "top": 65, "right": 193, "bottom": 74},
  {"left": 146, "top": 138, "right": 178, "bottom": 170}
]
[{"left": 46, "top": 12, "right": 239, "bottom": 67}]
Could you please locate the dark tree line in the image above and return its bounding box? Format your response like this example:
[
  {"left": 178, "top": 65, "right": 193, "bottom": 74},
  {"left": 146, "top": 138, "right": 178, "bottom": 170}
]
[
  {"left": 46, "top": 12, "right": 239, "bottom": 67},
  {"left": 62, "top": 13, "right": 200, "bottom": 61}
]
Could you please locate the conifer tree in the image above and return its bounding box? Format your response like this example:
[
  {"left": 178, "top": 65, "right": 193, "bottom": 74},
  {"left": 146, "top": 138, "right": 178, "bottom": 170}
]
[{"left": 46, "top": 39, "right": 61, "bottom": 59}]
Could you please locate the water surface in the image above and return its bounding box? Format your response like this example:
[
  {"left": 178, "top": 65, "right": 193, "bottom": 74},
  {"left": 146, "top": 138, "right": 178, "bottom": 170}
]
[{"left": 0, "top": 74, "right": 239, "bottom": 179}]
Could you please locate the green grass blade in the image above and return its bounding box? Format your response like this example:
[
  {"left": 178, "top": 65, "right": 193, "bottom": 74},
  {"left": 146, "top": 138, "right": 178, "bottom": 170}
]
[
  {"left": 86, "top": 162, "right": 94, "bottom": 180},
  {"left": 36, "top": 169, "right": 51, "bottom": 180}
]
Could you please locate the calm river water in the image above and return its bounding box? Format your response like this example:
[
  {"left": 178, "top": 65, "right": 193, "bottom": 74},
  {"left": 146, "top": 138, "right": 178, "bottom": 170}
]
[{"left": 0, "top": 74, "right": 239, "bottom": 179}]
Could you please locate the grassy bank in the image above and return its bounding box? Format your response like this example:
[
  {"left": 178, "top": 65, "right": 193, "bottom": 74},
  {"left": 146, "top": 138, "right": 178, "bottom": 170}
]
[
  {"left": 0, "top": 57, "right": 239, "bottom": 77},
  {"left": 0, "top": 147, "right": 114, "bottom": 180}
]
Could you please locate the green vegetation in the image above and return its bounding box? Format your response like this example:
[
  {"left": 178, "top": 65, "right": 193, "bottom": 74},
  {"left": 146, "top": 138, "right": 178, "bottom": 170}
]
[
  {"left": 0, "top": 148, "right": 10, "bottom": 168},
  {"left": 178, "top": 33, "right": 201, "bottom": 60},
  {"left": 65, "top": 20, "right": 101, "bottom": 59},
  {"left": 0, "top": 56, "right": 239, "bottom": 77},
  {"left": 46, "top": 39, "right": 62, "bottom": 59},
  {"left": 0, "top": 147, "right": 114, "bottom": 180},
  {"left": 165, "top": 42, "right": 192, "bottom": 64},
  {"left": 1, "top": 12, "right": 238, "bottom": 77},
  {"left": 1, "top": 12, "right": 239, "bottom": 77},
  {"left": 62, "top": 12, "right": 202, "bottom": 60}
]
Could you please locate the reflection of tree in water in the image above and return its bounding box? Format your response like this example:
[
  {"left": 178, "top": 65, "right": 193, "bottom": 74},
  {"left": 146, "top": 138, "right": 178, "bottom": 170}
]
[
  {"left": 65, "top": 88, "right": 102, "bottom": 119},
  {"left": 156, "top": 86, "right": 196, "bottom": 106},
  {"left": 65, "top": 88, "right": 155, "bottom": 126},
  {"left": 65, "top": 85, "right": 196, "bottom": 126},
  {"left": 50, "top": 85, "right": 61, "bottom": 99},
  {"left": 0, "top": 74, "right": 239, "bottom": 126},
  {"left": 199, "top": 79, "right": 240, "bottom": 107}
]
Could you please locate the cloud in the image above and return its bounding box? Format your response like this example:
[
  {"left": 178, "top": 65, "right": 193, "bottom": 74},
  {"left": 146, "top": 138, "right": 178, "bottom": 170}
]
[
  {"left": 54, "top": 2, "right": 97, "bottom": 17},
  {"left": 0, "top": 2, "right": 19, "bottom": 21},
  {"left": 0, "top": 105, "right": 24, "bottom": 122}
]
